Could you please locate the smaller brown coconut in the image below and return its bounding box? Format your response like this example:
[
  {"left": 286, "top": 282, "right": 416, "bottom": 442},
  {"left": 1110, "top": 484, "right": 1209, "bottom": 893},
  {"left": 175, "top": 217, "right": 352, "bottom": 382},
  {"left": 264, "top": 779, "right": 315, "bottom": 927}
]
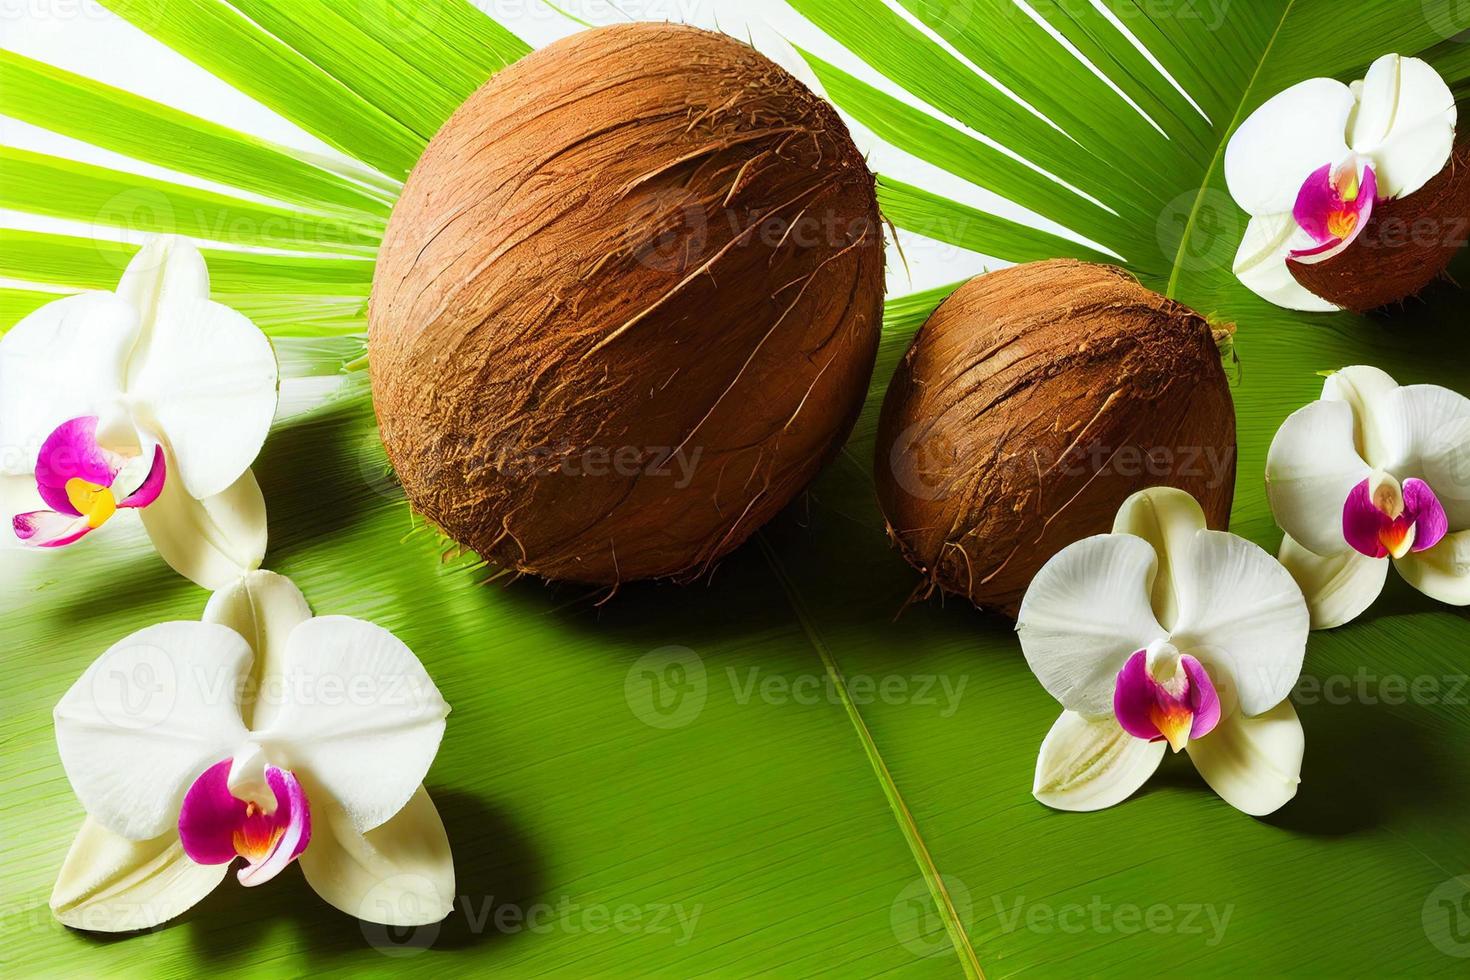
[
  {"left": 1290, "top": 142, "right": 1470, "bottom": 312},
  {"left": 875, "top": 260, "right": 1237, "bottom": 617}
]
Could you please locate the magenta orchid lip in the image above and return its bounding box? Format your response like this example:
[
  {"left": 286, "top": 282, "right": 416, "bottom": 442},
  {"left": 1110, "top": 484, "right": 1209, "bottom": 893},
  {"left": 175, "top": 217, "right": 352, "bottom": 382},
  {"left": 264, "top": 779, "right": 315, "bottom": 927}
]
[{"left": 14, "top": 415, "right": 166, "bottom": 548}]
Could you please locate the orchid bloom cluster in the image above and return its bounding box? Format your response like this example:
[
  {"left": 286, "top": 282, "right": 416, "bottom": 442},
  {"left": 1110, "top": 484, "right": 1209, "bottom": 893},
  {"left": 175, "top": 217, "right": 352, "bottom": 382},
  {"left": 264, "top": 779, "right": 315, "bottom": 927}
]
[
  {"left": 1017, "top": 488, "right": 1310, "bottom": 816},
  {"left": 50, "top": 571, "right": 455, "bottom": 930},
  {"left": 1266, "top": 366, "right": 1470, "bottom": 629},
  {"left": 0, "top": 237, "right": 278, "bottom": 589},
  {"left": 1225, "top": 54, "right": 1457, "bottom": 311}
]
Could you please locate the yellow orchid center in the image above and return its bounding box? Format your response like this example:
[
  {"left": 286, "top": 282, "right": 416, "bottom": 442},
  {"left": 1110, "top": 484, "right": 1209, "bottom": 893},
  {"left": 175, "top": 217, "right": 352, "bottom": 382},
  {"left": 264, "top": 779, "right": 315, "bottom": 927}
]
[{"left": 65, "top": 478, "right": 118, "bottom": 529}]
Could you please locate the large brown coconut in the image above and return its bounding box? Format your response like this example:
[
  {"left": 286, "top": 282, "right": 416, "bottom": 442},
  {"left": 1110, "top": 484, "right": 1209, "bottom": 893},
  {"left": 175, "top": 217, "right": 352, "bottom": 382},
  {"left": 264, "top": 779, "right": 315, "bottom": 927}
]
[
  {"left": 1290, "top": 142, "right": 1470, "bottom": 312},
  {"left": 370, "top": 24, "right": 884, "bottom": 585},
  {"left": 875, "top": 260, "right": 1236, "bottom": 617}
]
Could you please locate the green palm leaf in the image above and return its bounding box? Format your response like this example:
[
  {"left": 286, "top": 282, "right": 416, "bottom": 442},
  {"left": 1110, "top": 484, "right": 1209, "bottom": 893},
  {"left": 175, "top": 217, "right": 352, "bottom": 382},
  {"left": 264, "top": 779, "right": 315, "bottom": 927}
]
[{"left": 3, "top": 1, "right": 1469, "bottom": 977}]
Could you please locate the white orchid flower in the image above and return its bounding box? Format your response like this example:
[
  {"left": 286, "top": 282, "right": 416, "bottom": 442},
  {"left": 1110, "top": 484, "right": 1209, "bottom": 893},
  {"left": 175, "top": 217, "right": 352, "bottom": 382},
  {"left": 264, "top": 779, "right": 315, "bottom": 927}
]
[
  {"left": 50, "top": 571, "right": 455, "bottom": 931},
  {"left": 0, "top": 236, "right": 277, "bottom": 589},
  {"left": 1266, "top": 365, "right": 1470, "bottom": 629},
  {"left": 1017, "top": 487, "right": 1310, "bottom": 816},
  {"left": 1224, "top": 54, "right": 1457, "bottom": 311}
]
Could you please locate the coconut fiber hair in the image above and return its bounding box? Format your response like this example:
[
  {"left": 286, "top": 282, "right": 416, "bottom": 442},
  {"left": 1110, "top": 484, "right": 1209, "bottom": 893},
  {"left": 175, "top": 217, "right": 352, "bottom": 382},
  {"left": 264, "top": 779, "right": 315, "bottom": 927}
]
[
  {"left": 875, "top": 260, "right": 1237, "bottom": 616},
  {"left": 370, "top": 23, "right": 885, "bottom": 585}
]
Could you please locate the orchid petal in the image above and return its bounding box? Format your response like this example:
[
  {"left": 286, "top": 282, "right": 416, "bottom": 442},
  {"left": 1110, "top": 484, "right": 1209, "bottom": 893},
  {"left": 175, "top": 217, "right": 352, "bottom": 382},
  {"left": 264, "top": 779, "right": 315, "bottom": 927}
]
[
  {"left": 298, "top": 783, "right": 455, "bottom": 927},
  {"left": 1170, "top": 530, "right": 1309, "bottom": 717},
  {"left": 1, "top": 474, "right": 44, "bottom": 551},
  {"left": 1395, "top": 529, "right": 1470, "bottom": 606},
  {"left": 1418, "top": 413, "right": 1470, "bottom": 532},
  {"left": 1186, "top": 700, "right": 1304, "bottom": 816},
  {"left": 1350, "top": 54, "right": 1457, "bottom": 200},
  {"left": 139, "top": 454, "right": 267, "bottom": 590},
  {"left": 1379, "top": 385, "right": 1470, "bottom": 505},
  {"left": 177, "top": 760, "right": 246, "bottom": 865},
  {"left": 34, "top": 417, "right": 122, "bottom": 516},
  {"left": 204, "top": 570, "right": 313, "bottom": 732},
  {"left": 50, "top": 817, "right": 228, "bottom": 932},
  {"left": 1232, "top": 214, "right": 1341, "bottom": 312},
  {"left": 260, "top": 616, "right": 449, "bottom": 835},
  {"left": 1111, "top": 486, "right": 1208, "bottom": 632},
  {"left": 1032, "top": 710, "right": 1166, "bottom": 812},
  {"left": 1225, "top": 78, "right": 1355, "bottom": 216},
  {"left": 1321, "top": 365, "right": 1403, "bottom": 472},
  {"left": 1016, "top": 534, "right": 1165, "bottom": 717},
  {"left": 53, "top": 622, "right": 251, "bottom": 841},
  {"left": 116, "top": 238, "right": 209, "bottom": 355},
  {"left": 0, "top": 292, "right": 138, "bottom": 475},
  {"left": 126, "top": 293, "right": 278, "bottom": 501},
  {"left": 14, "top": 509, "right": 95, "bottom": 548},
  {"left": 117, "top": 445, "right": 167, "bottom": 510},
  {"left": 1279, "top": 533, "right": 1389, "bottom": 629},
  {"left": 1266, "top": 399, "right": 1372, "bottom": 557},
  {"left": 1404, "top": 478, "right": 1449, "bottom": 552}
]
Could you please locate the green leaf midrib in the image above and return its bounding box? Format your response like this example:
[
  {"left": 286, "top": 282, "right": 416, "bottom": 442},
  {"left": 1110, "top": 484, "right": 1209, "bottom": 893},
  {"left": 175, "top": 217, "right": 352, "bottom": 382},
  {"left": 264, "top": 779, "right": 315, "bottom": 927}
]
[
  {"left": 1164, "top": 0, "right": 1297, "bottom": 299},
  {"left": 757, "top": 534, "right": 985, "bottom": 980}
]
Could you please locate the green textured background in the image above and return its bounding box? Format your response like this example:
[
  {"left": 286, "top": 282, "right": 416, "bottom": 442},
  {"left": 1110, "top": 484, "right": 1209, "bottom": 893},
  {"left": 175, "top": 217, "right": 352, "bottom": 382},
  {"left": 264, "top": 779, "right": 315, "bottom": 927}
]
[{"left": 2, "top": 1, "right": 1469, "bottom": 976}]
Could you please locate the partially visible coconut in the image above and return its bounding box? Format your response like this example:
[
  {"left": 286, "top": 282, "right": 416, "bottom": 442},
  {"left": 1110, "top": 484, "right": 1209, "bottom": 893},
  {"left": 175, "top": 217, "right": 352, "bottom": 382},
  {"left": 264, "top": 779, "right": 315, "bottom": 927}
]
[
  {"left": 370, "top": 24, "right": 884, "bottom": 586},
  {"left": 875, "top": 260, "right": 1236, "bottom": 616},
  {"left": 1291, "top": 143, "right": 1470, "bottom": 312}
]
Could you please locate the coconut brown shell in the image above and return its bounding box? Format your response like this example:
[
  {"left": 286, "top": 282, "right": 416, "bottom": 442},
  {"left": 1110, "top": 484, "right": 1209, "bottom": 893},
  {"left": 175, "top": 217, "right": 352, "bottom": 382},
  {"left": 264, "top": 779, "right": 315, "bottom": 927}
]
[
  {"left": 1290, "top": 143, "right": 1470, "bottom": 312},
  {"left": 874, "top": 260, "right": 1236, "bottom": 617},
  {"left": 370, "top": 24, "right": 884, "bottom": 585}
]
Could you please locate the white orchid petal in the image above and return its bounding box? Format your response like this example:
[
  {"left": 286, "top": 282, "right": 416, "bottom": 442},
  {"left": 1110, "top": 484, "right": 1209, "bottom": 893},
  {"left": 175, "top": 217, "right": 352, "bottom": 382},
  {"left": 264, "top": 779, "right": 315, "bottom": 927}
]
[
  {"left": 50, "top": 817, "right": 228, "bottom": 932},
  {"left": 1185, "top": 701, "right": 1304, "bottom": 816},
  {"left": 1396, "top": 529, "right": 1470, "bottom": 605},
  {"left": 1279, "top": 533, "right": 1389, "bottom": 629},
  {"left": 1322, "top": 365, "right": 1401, "bottom": 469},
  {"left": 298, "top": 784, "right": 455, "bottom": 927},
  {"left": 54, "top": 622, "right": 251, "bottom": 841},
  {"left": 127, "top": 295, "right": 278, "bottom": 501},
  {"left": 140, "top": 458, "right": 267, "bottom": 591},
  {"left": 1225, "top": 78, "right": 1355, "bottom": 216},
  {"left": 262, "top": 616, "right": 448, "bottom": 835},
  {"left": 1111, "top": 486, "right": 1209, "bottom": 633},
  {"left": 1385, "top": 387, "right": 1470, "bottom": 519},
  {"left": 1032, "top": 710, "right": 1166, "bottom": 812},
  {"left": 1232, "top": 214, "right": 1340, "bottom": 312},
  {"left": 204, "top": 570, "right": 313, "bottom": 731},
  {"left": 1265, "top": 399, "right": 1371, "bottom": 557},
  {"left": 1351, "top": 54, "right": 1457, "bottom": 200},
  {"left": 1171, "top": 530, "right": 1309, "bottom": 717},
  {"left": 116, "top": 238, "right": 210, "bottom": 374},
  {"left": 0, "top": 292, "right": 139, "bottom": 474},
  {"left": 1016, "top": 534, "right": 1165, "bottom": 717}
]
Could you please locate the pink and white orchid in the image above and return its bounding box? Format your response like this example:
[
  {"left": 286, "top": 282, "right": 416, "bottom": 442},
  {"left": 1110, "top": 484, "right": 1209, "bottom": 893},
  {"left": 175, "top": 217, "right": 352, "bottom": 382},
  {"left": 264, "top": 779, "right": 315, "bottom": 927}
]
[
  {"left": 0, "top": 236, "right": 278, "bottom": 588},
  {"left": 1017, "top": 488, "right": 1310, "bottom": 816},
  {"left": 1225, "top": 54, "right": 1457, "bottom": 311},
  {"left": 50, "top": 571, "right": 455, "bottom": 931},
  {"left": 1266, "top": 365, "right": 1470, "bottom": 629}
]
